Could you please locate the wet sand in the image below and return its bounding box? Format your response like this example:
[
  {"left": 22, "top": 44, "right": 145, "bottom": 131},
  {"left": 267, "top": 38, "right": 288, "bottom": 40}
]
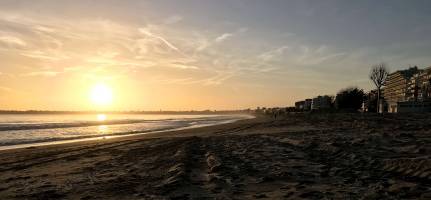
[{"left": 0, "top": 113, "right": 430, "bottom": 199}]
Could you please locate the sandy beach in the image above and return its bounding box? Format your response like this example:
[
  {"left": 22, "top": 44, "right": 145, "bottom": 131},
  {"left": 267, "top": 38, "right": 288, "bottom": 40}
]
[{"left": 0, "top": 113, "right": 430, "bottom": 199}]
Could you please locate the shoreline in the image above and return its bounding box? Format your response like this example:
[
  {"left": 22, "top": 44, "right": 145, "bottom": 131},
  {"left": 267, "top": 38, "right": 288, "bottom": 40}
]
[
  {"left": 0, "top": 115, "right": 254, "bottom": 151},
  {"left": 1, "top": 113, "right": 430, "bottom": 199}
]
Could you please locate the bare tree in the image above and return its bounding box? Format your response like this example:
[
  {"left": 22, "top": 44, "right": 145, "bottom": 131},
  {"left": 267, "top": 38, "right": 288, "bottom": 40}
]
[{"left": 370, "top": 63, "right": 389, "bottom": 113}]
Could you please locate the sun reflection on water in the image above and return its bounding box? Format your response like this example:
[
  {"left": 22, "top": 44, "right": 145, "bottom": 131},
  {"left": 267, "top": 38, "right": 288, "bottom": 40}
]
[
  {"left": 96, "top": 114, "right": 108, "bottom": 133},
  {"left": 98, "top": 125, "right": 108, "bottom": 133}
]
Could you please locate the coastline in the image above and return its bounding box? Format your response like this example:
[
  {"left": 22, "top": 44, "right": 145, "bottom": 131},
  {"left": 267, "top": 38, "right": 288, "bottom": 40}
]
[
  {"left": 0, "top": 113, "right": 430, "bottom": 199},
  {"left": 0, "top": 114, "right": 252, "bottom": 151}
]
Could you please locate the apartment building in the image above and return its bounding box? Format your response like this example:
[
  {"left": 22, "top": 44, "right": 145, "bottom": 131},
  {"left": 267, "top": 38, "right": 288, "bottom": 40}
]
[
  {"left": 384, "top": 66, "right": 419, "bottom": 113},
  {"left": 384, "top": 66, "right": 431, "bottom": 113},
  {"left": 407, "top": 67, "right": 431, "bottom": 101}
]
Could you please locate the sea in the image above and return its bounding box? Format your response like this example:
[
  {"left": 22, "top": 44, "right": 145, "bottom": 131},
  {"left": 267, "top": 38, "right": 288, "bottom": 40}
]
[{"left": 0, "top": 114, "right": 252, "bottom": 150}]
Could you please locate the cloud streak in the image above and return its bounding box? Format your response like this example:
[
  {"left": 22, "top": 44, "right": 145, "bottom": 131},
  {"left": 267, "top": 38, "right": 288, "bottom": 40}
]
[
  {"left": 22, "top": 71, "right": 61, "bottom": 77},
  {"left": 0, "top": 12, "right": 203, "bottom": 75},
  {"left": 215, "top": 33, "right": 233, "bottom": 43},
  {"left": 0, "top": 86, "right": 12, "bottom": 92},
  {"left": 138, "top": 28, "right": 180, "bottom": 51},
  {"left": 0, "top": 35, "right": 26, "bottom": 47},
  {"left": 258, "top": 46, "right": 289, "bottom": 61},
  {"left": 214, "top": 27, "right": 248, "bottom": 43}
]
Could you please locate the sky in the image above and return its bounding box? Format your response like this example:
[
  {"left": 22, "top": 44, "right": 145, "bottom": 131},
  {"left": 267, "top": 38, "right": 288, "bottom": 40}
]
[{"left": 1, "top": 0, "right": 431, "bottom": 111}]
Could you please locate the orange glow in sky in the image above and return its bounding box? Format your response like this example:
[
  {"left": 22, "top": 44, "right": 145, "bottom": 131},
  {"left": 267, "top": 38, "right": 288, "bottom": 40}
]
[{"left": 3, "top": 1, "right": 428, "bottom": 111}]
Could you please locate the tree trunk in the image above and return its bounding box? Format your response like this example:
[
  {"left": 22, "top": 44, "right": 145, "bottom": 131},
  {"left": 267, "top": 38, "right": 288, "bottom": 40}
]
[{"left": 377, "top": 87, "right": 380, "bottom": 113}]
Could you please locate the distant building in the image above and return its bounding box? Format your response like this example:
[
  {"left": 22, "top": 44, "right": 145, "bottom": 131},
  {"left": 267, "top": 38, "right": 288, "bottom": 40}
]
[
  {"left": 295, "top": 101, "right": 305, "bottom": 111},
  {"left": 304, "top": 99, "right": 312, "bottom": 111},
  {"left": 407, "top": 67, "right": 431, "bottom": 102},
  {"left": 311, "top": 95, "right": 332, "bottom": 110},
  {"left": 384, "top": 66, "right": 419, "bottom": 113},
  {"left": 294, "top": 99, "right": 312, "bottom": 111},
  {"left": 383, "top": 66, "right": 431, "bottom": 113}
]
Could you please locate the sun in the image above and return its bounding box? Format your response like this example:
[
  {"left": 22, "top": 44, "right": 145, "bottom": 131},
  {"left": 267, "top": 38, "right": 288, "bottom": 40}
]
[{"left": 90, "top": 83, "right": 113, "bottom": 106}]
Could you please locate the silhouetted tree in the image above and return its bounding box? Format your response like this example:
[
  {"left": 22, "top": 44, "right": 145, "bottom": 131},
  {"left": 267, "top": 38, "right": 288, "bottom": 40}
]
[
  {"left": 335, "top": 87, "right": 365, "bottom": 111},
  {"left": 370, "top": 63, "right": 388, "bottom": 113}
]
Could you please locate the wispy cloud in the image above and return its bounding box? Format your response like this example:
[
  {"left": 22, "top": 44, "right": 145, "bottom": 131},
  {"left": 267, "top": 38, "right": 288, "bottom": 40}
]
[
  {"left": 297, "top": 45, "right": 346, "bottom": 65},
  {"left": 215, "top": 33, "right": 234, "bottom": 43},
  {"left": 258, "top": 46, "right": 289, "bottom": 61},
  {"left": 138, "top": 27, "right": 180, "bottom": 51},
  {"left": 167, "top": 62, "right": 199, "bottom": 70},
  {"left": 200, "top": 71, "right": 236, "bottom": 85},
  {"left": 155, "top": 72, "right": 235, "bottom": 86},
  {"left": 256, "top": 44, "right": 347, "bottom": 69},
  {"left": 22, "top": 71, "right": 61, "bottom": 77},
  {"left": 33, "top": 25, "right": 56, "bottom": 33},
  {"left": 155, "top": 77, "right": 194, "bottom": 84},
  {"left": 215, "top": 27, "right": 248, "bottom": 43},
  {"left": 0, "top": 35, "right": 26, "bottom": 47},
  {"left": 0, "top": 86, "right": 12, "bottom": 92},
  {"left": 0, "top": 12, "right": 204, "bottom": 76},
  {"left": 21, "top": 50, "right": 69, "bottom": 61}
]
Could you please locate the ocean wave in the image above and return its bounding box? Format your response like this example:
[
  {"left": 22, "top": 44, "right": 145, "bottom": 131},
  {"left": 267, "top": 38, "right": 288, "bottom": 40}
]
[
  {"left": 0, "top": 114, "right": 252, "bottom": 149},
  {"left": 0, "top": 116, "right": 231, "bottom": 131}
]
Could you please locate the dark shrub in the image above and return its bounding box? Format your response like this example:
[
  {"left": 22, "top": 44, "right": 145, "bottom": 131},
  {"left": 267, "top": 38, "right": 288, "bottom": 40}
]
[{"left": 335, "top": 87, "right": 365, "bottom": 111}]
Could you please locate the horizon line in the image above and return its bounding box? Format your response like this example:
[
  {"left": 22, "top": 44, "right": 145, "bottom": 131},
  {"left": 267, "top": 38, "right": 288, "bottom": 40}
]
[{"left": 0, "top": 109, "right": 253, "bottom": 114}]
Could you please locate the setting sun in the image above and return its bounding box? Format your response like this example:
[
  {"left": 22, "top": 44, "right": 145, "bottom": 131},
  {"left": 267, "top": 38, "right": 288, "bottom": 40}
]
[{"left": 90, "top": 83, "right": 113, "bottom": 106}]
